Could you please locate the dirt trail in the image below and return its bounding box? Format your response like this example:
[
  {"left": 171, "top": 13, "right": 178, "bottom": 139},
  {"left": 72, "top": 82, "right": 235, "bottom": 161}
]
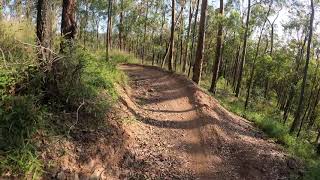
[{"left": 118, "top": 64, "right": 296, "bottom": 179}]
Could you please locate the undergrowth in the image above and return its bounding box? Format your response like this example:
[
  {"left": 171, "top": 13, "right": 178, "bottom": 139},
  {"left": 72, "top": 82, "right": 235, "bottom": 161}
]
[
  {"left": 204, "top": 78, "right": 320, "bottom": 180},
  {"left": 0, "top": 21, "right": 136, "bottom": 178}
]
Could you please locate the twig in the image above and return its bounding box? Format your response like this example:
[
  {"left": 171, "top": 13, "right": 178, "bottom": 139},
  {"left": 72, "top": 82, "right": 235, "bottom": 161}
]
[
  {"left": 68, "top": 100, "right": 85, "bottom": 135},
  {"left": 14, "top": 38, "right": 59, "bottom": 56}
]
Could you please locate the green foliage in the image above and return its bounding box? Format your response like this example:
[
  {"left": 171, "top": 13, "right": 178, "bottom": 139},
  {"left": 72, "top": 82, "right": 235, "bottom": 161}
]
[
  {"left": 0, "top": 21, "right": 46, "bottom": 178},
  {"left": 0, "top": 19, "right": 135, "bottom": 177},
  {"left": 64, "top": 49, "right": 129, "bottom": 115},
  {"left": 209, "top": 78, "right": 320, "bottom": 179},
  {"left": 0, "top": 144, "right": 43, "bottom": 179},
  {"left": 110, "top": 50, "right": 140, "bottom": 64},
  {"left": 0, "top": 96, "right": 45, "bottom": 150}
]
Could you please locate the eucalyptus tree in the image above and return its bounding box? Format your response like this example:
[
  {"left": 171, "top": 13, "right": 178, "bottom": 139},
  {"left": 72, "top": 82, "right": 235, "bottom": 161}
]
[
  {"left": 89, "top": 0, "right": 107, "bottom": 49},
  {"left": 168, "top": 0, "right": 175, "bottom": 71},
  {"left": 119, "top": 0, "right": 124, "bottom": 50},
  {"left": 188, "top": 0, "right": 200, "bottom": 77},
  {"left": 235, "top": 0, "right": 251, "bottom": 97},
  {"left": 36, "top": 0, "right": 52, "bottom": 63},
  {"left": 209, "top": 0, "right": 224, "bottom": 94},
  {"left": 281, "top": 1, "right": 309, "bottom": 124},
  {"left": 142, "top": 0, "right": 150, "bottom": 63},
  {"left": 244, "top": 0, "right": 272, "bottom": 109},
  {"left": 61, "top": 0, "right": 77, "bottom": 52},
  {"left": 106, "top": 0, "right": 113, "bottom": 60},
  {"left": 192, "top": 0, "right": 208, "bottom": 84},
  {"left": 290, "top": 0, "right": 315, "bottom": 134},
  {"left": 182, "top": 0, "right": 194, "bottom": 73}
]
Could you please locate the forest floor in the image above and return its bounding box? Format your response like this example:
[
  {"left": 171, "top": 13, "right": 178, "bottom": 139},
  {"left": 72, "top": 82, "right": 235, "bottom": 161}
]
[{"left": 116, "top": 64, "right": 301, "bottom": 179}]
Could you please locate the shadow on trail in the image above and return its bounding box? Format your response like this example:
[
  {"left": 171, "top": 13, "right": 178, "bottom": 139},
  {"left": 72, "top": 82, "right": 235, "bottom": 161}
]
[{"left": 119, "top": 63, "right": 296, "bottom": 180}]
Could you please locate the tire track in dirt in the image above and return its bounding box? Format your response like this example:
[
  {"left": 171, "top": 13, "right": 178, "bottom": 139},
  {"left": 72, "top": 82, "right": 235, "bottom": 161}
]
[{"left": 118, "top": 64, "right": 297, "bottom": 180}]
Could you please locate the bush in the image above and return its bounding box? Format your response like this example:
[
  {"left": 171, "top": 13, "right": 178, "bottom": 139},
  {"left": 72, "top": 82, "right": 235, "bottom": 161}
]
[
  {"left": 0, "top": 21, "right": 130, "bottom": 178},
  {"left": 208, "top": 80, "right": 320, "bottom": 180},
  {"left": 0, "top": 96, "right": 45, "bottom": 150}
]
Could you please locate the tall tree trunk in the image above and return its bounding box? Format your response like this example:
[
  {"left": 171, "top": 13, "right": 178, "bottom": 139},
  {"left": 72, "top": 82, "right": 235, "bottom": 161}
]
[
  {"left": 106, "top": 0, "right": 113, "bottom": 61},
  {"left": 188, "top": 0, "right": 200, "bottom": 77},
  {"left": 159, "top": 1, "right": 166, "bottom": 65},
  {"left": 83, "top": 0, "right": 88, "bottom": 48},
  {"left": 151, "top": 6, "right": 159, "bottom": 66},
  {"left": 179, "top": 18, "right": 184, "bottom": 68},
  {"left": 36, "top": 0, "right": 52, "bottom": 63},
  {"left": 96, "top": 18, "right": 100, "bottom": 49},
  {"left": 107, "top": 0, "right": 113, "bottom": 50},
  {"left": 162, "top": 5, "right": 185, "bottom": 68},
  {"left": 298, "top": 59, "right": 320, "bottom": 134},
  {"left": 175, "top": 30, "right": 180, "bottom": 71},
  {"left": 37, "top": 0, "right": 58, "bottom": 100},
  {"left": 244, "top": 1, "right": 272, "bottom": 109},
  {"left": 307, "top": 86, "right": 320, "bottom": 127},
  {"left": 264, "top": 7, "right": 280, "bottom": 98},
  {"left": 244, "top": 27, "right": 263, "bottom": 109},
  {"left": 182, "top": 0, "right": 193, "bottom": 73},
  {"left": 168, "top": 0, "right": 175, "bottom": 71},
  {"left": 192, "top": 0, "right": 208, "bottom": 84},
  {"left": 232, "top": 45, "right": 241, "bottom": 91},
  {"left": 142, "top": 1, "right": 149, "bottom": 63},
  {"left": 119, "top": 0, "right": 124, "bottom": 50},
  {"left": 209, "top": 0, "right": 224, "bottom": 93},
  {"left": 283, "top": 33, "right": 308, "bottom": 123},
  {"left": 235, "top": 0, "right": 251, "bottom": 97},
  {"left": 60, "top": 0, "right": 77, "bottom": 52},
  {"left": 290, "top": 0, "right": 314, "bottom": 134}
]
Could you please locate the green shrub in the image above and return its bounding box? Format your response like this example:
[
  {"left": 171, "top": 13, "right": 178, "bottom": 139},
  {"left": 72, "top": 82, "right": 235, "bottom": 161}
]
[
  {"left": 0, "top": 144, "right": 43, "bottom": 179},
  {"left": 0, "top": 21, "right": 129, "bottom": 178},
  {"left": 0, "top": 96, "right": 45, "bottom": 178},
  {"left": 201, "top": 77, "right": 320, "bottom": 179},
  {"left": 0, "top": 96, "right": 45, "bottom": 150}
]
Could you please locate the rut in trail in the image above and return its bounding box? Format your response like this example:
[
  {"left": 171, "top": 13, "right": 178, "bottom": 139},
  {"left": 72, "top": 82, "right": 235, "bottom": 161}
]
[{"left": 118, "top": 64, "right": 296, "bottom": 180}]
